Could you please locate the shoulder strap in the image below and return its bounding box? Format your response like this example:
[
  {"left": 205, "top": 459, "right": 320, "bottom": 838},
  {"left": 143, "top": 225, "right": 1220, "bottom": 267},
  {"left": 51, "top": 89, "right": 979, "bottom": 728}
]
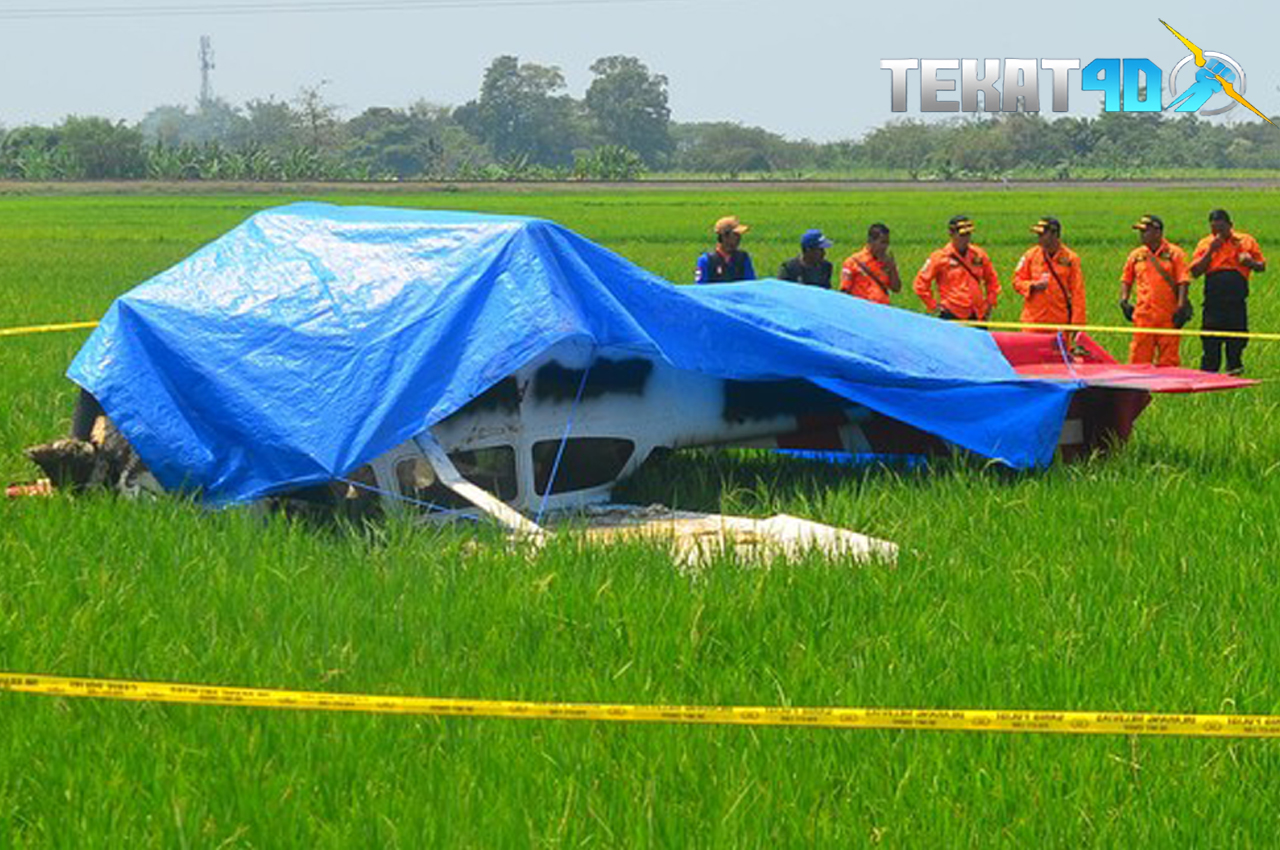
[
  {"left": 853, "top": 256, "right": 890, "bottom": 293},
  {"left": 948, "top": 249, "right": 985, "bottom": 286},
  {"left": 1042, "top": 249, "right": 1073, "bottom": 317},
  {"left": 1146, "top": 246, "right": 1182, "bottom": 294}
]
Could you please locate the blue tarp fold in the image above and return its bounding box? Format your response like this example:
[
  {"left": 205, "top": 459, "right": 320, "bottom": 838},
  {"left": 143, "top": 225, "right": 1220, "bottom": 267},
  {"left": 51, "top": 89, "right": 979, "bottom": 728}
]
[{"left": 69, "top": 202, "right": 1078, "bottom": 504}]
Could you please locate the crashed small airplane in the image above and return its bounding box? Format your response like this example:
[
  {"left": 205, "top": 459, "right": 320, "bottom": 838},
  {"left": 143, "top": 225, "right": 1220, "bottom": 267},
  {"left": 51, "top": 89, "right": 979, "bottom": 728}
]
[{"left": 17, "top": 203, "right": 1251, "bottom": 560}]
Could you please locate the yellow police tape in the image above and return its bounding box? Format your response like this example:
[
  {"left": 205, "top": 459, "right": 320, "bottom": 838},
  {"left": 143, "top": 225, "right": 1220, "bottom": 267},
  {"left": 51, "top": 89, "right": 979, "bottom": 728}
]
[
  {"left": 3, "top": 318, "right": 1279, "bottom": 343},
  {"left": 4, "top": 672, "right": 1280, "bottom": 738},
  {"left": 0, "top": 320, "right": 99, "bottom": 338},
  {"left": 957, "top": 319, "right": 1280, "bottom": 342}
]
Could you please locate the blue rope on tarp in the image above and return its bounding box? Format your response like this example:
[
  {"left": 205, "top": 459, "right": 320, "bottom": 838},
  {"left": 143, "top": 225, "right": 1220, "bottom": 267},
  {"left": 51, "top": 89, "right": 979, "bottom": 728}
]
[{"left": 535, "top": 353, "right": 594, "bottom": 526}]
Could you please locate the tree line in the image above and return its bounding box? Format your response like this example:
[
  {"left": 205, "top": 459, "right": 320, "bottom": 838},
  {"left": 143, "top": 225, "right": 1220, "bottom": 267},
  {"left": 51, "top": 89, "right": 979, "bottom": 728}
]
[{"left": 3, "top": 55, "right": 1280, "bottom": 182}]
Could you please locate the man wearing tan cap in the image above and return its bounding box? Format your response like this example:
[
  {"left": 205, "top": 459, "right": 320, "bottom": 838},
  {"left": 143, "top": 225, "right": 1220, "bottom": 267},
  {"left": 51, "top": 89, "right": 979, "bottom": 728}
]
[
  {"left": 1119, "top": 214, "right": 1191, "bottom": 367},
  {"left": 695, "top": 215, "right": 757, "bottom": 284},
  {"left": 913, "top": 215, "right": 999, "bottom": 321}
]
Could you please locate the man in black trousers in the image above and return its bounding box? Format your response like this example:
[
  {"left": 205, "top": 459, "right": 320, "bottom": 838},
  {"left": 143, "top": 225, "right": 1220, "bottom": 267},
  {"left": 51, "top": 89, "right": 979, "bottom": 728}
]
[{"left": 1189, "top": 209, "right": 1267, "bottom": 375}]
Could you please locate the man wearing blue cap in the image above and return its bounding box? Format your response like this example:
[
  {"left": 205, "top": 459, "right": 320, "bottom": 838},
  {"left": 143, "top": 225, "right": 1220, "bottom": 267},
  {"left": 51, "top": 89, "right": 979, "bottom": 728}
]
[{"left": 778, "top": 229, "right": 834, "bottom": 287}]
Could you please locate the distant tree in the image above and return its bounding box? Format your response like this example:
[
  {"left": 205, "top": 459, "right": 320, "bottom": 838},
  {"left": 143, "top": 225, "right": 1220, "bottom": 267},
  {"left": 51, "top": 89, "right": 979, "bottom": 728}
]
[
  {"left": 140, "top": 99, "right": 247, "bottom": 148},
  {"left": 1150, "top": 113, "right": 1233, "bottom": 169},
  {"left": 187, "top": 98, "right": 249, "bottom": 146},
  {"left": 457, "top": 56, "right": 576, "bottom": 166},
  {"left": 138, "top": 105, "right": 193, "bottom": 147},
  {"left": 345, "top": 106, "right": 441, "bottom": 178},
  {"left": 1055, "top": 116, "right": 1098, "bottom": 161},
  {"left": 584, "top": 55, "right": 672, "bottom": 166},
  {"left": 934, "top": 118, "right": 1014, "bottom": 178},
  {"left": 858, "top": 119, "right": 937, "bottom": 179},
  {"left": 56, "top": 116, "right": 145, "bottom": 179},
  {"left": 1090, "top": 112, "right": 1162, "bottom": 159},
  {"left": 0, "top": 125, "right": 68, "bottom": 179},
  {"left": 1226, "top": 118, "right": 1280, "bottom": 168},
  {"left": 994, "top": 113, "right": 1066, "bottom": 170},
  {"left": 811, "top": 140, "right": 858, "bottom": 172},
  {"left": 573, "top": 144, "right": 646, "bottom": 180},
  {"left": 243, "top": 97, "right": 303, "bottom": 153},
  {"left": 431, "top": 124, "right": 493, "bottom": 176},
  {"left": 1, "top": 125, "right": 59, "bottom": 158},
  {"left": 671, "top": 122, "right": 792, "bottom": 175},
  {"left": 294, "top": 82, "right": 342, "bottom": 152}
]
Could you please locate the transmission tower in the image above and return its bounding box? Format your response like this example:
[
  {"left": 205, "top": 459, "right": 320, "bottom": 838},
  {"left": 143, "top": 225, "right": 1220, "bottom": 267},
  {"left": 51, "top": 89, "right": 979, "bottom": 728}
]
[{"left": 198, "top": 35, "right": 216, "bottom": 108}]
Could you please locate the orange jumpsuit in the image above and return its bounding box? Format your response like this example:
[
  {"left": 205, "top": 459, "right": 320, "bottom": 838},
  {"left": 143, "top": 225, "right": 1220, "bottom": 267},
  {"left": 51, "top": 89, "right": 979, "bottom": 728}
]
[
  {"left": 914, "top": 244, "right": 999, "bottom": 320},
  {"left": 1190, "top": 231, "right": 1265, "bottom": 281},
  {"left": 1012, "top": 244, "right": 1086, "bottom": 330},
  {"left": 1120, "top": 239, "right": 1190, "bottom": 367},
  {"left": 840, "top": 248, "right": 893, "bottom": 305}
]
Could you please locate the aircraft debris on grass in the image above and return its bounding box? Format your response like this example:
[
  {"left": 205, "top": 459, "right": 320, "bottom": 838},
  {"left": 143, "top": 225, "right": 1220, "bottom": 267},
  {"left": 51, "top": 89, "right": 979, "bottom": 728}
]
[{"left": 12, "top": 204, "right": 1254, "bottom": 562}]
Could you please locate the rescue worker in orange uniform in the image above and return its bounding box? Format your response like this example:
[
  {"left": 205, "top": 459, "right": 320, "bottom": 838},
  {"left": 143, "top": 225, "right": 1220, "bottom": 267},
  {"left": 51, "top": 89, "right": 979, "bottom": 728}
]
[
  {"left": 1190, "top": 208, "right": 1266, "bottom": 375},
  {"left": 840, "top": 222, "right": 901, "bottom": 305},
  {"left": 914, "top": 215, "right": 999, "bottom": 321},
  {"left": 1011, "top": 216, "right": 1086, "bottom": 335},
  {"left": 1119, "top": 214, "right": 1192, "bottom": 367}
]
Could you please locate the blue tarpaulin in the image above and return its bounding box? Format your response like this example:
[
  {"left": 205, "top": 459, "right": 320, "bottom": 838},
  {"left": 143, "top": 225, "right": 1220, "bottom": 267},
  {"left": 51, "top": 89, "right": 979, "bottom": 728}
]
[{"left": 68, "top": 202, "right": 1079, "bottom": 505}]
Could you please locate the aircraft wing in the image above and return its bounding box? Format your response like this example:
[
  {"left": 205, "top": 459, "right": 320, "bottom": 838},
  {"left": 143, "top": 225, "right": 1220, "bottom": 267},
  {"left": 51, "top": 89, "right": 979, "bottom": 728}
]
[
  {"left": 990, "top": 331, "right": 1257, "bottom": 393},
  {"left": 1010, "top": 362, "right": 1256, "bottom": 393}
]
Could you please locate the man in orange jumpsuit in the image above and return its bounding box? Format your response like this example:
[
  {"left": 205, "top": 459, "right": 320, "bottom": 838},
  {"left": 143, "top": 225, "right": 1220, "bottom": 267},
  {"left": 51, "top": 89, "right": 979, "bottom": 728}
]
[
  {"left": 1012, "top": 216, "right": 1086, "bottom": 339},
  {"left": 1190, "top": 209, "right": 1267, "bottom": 375},
  {"left": 914, "top": 215, "right": 999, "bottom": 321},
  {"left": 1012, "top": 216, "right": 1086, "bottom": 330},
  {"left": 840, "top": 222, "right": 902, "bottom": 305},
  {"left": 1119, "top": 214, "right": 1192, "bottom": 367}
]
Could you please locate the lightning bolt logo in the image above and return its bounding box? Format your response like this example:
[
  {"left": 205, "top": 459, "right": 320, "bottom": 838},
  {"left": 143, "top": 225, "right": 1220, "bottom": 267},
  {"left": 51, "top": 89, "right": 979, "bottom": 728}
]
[{"left": 1160, "top": 19, "right": 1275, "bottom": 126}]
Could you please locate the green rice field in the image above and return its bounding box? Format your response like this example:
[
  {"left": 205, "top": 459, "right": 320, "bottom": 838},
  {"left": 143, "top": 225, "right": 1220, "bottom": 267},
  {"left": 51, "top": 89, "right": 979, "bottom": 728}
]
[{"left": 4, "top": 187, "right": 1280, "bottom": 845}]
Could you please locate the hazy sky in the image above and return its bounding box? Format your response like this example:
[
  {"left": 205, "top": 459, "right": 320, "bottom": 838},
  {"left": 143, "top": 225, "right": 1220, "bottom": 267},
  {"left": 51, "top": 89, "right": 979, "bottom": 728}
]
[{"left": 0, "top": 0, "right": 1275, "bottom": 141}]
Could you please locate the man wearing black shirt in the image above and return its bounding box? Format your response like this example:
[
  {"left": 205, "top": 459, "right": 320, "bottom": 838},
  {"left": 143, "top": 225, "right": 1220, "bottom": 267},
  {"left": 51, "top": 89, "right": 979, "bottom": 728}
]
[{"left": 778, "top": 229, "right": 834, "bottom": 287}]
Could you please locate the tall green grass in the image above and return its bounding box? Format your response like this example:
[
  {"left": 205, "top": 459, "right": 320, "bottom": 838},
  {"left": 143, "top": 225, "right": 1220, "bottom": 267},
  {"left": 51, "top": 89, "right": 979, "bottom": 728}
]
[{"left": 4, "top": 189, "right": 1280, "bottom": 845}]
